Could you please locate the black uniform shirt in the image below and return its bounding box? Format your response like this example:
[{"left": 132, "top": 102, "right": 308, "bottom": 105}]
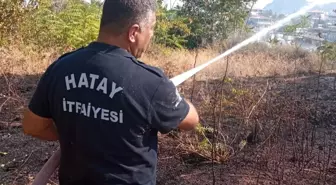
[{"left": 28, "top": 42, "right": 190, "bottom": 185}]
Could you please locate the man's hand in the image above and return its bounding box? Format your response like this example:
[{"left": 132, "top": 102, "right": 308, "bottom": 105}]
[{"left": 22, "top": 108, "right": 59, "bottom": 141}]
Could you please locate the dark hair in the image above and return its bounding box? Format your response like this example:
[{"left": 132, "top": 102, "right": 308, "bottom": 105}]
[{"left": 100, "top": 0, "right": 157, "bottom": 35}]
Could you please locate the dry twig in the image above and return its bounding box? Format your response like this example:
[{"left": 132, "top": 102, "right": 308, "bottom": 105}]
[
  {"left": 12, "top": 150, "right": 37, "bottom": 184},
  {"left": 245, "top": 80, "right": 269, "bottom": 125}
]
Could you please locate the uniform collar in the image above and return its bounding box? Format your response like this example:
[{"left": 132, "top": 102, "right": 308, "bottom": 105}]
[{"left": 87, "top": 41, "right": 135, "bottom": 58}]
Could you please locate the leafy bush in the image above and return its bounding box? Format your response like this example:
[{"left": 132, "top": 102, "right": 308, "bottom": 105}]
[
  {"left": 0, "top": 0, "right": 253, "bottom": 51},
  {"left": 22, "top": 0, "right": 102, "bottom": 51},
  {"left": 154, "top": 1, "right": 192, "bottom": 49},
  {"left": 0, "top": 0, "right": 36, "bottom": 45}
]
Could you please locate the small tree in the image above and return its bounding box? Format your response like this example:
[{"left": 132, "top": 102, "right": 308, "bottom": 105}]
[
  {"left": 22, "top": 0, "right": 102, "bottom": 50},
  {"left": 154, "top": 0, "right": 191, "bottom": 49},
  {"left": 178, "top": 0, "right": 254, "bottom": 48},
  {"left": 317, "top": 41, "right": 336, "bottom": 89},
  {"left": 283, "top": 15, "right": 310, "bottom": 35},
  {"left": 0, "top": 0, "right": 37, "bottom": 45}
]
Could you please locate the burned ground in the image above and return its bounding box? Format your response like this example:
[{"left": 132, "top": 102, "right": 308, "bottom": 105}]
[{"left": 1, "top": 72, "right": 336, "bottom": 185}]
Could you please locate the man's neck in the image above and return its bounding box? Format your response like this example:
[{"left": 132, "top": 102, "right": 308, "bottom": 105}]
[{"left": 96, "top": 34, "right": 130, "bottom": 53}]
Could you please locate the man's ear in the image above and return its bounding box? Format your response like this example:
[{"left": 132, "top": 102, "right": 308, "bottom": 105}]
[{"left": 128, "top": 24, "right": 141, "bottom": 43}]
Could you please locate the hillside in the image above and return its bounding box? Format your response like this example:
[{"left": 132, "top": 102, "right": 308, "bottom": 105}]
[
  {"left": 1, "top": 41, "right": 336, "bottom": 185},
  {"left": 264, "top": 0, "right": 336, "bottom": 14},
  {"left": 1, "top": 1, "right": 336, "bottom": 185}
]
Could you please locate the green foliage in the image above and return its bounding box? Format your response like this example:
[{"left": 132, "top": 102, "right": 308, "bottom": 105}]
[
  {"left": 0, "top": 0, "right": 101, "bottom": 50},
  {"left": 195, "top": 123, "right": 213, "bottom": 151},
  {"left": 268, "top": 37, "right": 280, "bottom": 45},
  {"left": 231, "top": 88, "right": 249, "bottom": 96},
  {"left": 317, "top": 41, "right": 336, "bottom": 62},
  {"left": 0, "top": 0, "right": 37, "bottom": 45},
  {"left": 283, "top": 15, "right": 310, "bottom": 34},
  {"left": 22, "top": 0, "right": 102, "bottom": 50},
  {"left": 177, "top": 0, "right": 254, "bottom": 48},
  {"left": 154, "top": 1, "right": 191, "bottom": 49},
  {"left": 195, "top": 123, "right": 214, "bottom": 134},
  {"left": 1, "top": 0, "right": 255, "bottom": 50}
]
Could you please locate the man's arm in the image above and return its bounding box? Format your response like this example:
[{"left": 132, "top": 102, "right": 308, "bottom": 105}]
[
  {"left": 149, "top": 78, "right": 199, "bottom": 134},
  {"left": 22, "top": 64, "right": 59, "bottom": 141},
  {"left": 177, "top": 99, "right": 199, "bottom": 131},
  {"left": 22, "top": 109, "right": 58, "bottom": 141}
]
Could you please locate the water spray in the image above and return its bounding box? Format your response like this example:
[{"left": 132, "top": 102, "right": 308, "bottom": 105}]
[
  {"left": 170, "top": 0, "right": 336, "bottom": 86},
  {"left": 32, "top": 1, "right": 336, "bottom": 184}
]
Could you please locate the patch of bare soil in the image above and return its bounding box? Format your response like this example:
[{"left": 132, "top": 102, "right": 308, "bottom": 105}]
[{"left": 1, "top": 73, "right": 336, "bottom": 185}]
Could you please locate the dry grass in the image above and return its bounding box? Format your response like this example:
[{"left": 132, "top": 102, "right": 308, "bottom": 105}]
[
  {"left": 0, "top": 42, "right": 329, "bottom": 126},
  {"left": 0, "top": 42, "right": 332, "bottom": 129},
  {"left": 0, "top": 45, "right": 58, "bottom": 75},
  {"left": 1, "top": 42, "right": 336, "bottom": 184},
  {"left": 0, "top": 42, "right": 330, "bottom": 79},
  {"left": 144, "top": 43, "right": 327, "bottom": 81}
]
